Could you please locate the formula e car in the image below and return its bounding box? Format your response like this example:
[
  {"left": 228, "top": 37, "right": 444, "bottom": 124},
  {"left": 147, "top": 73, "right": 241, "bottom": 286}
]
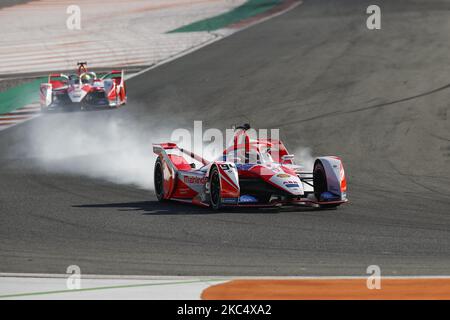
[
  {"left": 40, "top": 62, "right": 126, "bottom": 111},
  {"left": 153, "top": 124, "right": 347, "bottom": 209}
]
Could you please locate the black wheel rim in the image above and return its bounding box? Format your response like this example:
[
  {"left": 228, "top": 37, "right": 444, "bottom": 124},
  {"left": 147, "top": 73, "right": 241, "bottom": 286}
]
[
  {"left": 155, "top": 163, "right": 163, "bottom": 197},
  {"left": 211, "top": 171, "right": 220, "bottom": 206}
]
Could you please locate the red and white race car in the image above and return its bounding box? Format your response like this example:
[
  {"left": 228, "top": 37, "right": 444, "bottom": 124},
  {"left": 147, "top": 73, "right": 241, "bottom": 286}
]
[
  {"left": 40, "top": 62, "right": 126, "bottom": 111},
  {"left": 153, "top": 124, "right": 348, "bottom": 209}
]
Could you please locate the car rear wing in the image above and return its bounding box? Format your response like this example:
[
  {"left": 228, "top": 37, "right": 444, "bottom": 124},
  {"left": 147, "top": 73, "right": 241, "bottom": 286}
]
[{"left": 153, "top": 143, "right": 209, "bottom": 165}]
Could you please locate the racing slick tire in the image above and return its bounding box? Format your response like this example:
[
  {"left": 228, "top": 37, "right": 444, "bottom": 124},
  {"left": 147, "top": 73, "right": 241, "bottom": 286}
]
[
  {"left": 154, "top": 158, "right": 166, "bottom": 202},
  {"left": 313, "top": 161, "right": 339, "bottom": 209},
  {"left": 209, "top": 166, "right": 222, "bottom": 210}
]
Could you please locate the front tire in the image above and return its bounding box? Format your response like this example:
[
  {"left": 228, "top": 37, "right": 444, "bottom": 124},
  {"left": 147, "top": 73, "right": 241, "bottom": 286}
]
[
  {"left": 154, "top": 158, "right": 165, "bottom": 202},
  {"left": 313, "top": 161, "right": 339, "bottom": 209},
  {"left": 209, "top": 166, "right": 222, "bottom": 210}
]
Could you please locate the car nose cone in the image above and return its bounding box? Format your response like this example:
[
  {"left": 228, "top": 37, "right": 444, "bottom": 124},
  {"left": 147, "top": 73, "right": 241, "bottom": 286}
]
[{"left": 269, "top": 171, "right": 304, "bottom": 195}]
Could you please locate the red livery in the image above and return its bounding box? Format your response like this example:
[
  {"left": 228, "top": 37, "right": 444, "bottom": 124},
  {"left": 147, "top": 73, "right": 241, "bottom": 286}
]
[
  {"left": 153, "top": 124, "right": 348, "bottom": 209},
  {"left": 40, "top": 62, "right": 127, "bottom": 111}
]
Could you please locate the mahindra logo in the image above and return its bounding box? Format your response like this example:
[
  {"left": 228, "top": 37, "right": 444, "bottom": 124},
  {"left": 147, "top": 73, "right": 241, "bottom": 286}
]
[{"left": 184, "top": 176, "right": 207, "bottom": 184}]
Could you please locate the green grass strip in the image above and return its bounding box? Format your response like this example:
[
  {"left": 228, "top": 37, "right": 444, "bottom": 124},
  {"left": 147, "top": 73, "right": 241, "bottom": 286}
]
[
  {"left": 0, "top": 77, "right": 45, "bottom": 115},
  {"left": 0, "top": 278, "right": 225, "bottom": 299},
  {"left": 168, "top": 0, "right": 281, "bottom": 33}
]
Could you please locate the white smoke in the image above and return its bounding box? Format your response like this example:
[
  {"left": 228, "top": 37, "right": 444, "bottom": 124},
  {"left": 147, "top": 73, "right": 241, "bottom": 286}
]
[
  {"left": 24, "top": 114, "right": 317, "bottom": 190},
  {"left": 293, "top": 146, "right": 315, "bottom": 172},
  {"left": 26, "top": 112, "right": 176, "bottom": 190}
]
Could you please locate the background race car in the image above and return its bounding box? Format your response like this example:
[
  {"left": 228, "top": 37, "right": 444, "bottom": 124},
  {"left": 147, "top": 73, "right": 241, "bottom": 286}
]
[{"left": 39, "top": 62, "right": 126, "bottom": 111}]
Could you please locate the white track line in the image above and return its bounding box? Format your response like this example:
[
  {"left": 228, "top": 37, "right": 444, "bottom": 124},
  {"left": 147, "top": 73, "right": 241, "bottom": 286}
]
[
  {"left": 3, "top": 273, "right": 450, "bottom": 279},
  {"left": 2, "top": 273, "right": 450, "bottom": 300},
  {"left": 0, "top": 276, "right": 225, "bottom": 300}
]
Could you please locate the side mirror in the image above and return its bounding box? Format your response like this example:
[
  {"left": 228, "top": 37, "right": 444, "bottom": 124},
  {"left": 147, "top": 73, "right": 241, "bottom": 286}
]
[{"left": 190, "top": 163, "right": 196, "bottom": 169}]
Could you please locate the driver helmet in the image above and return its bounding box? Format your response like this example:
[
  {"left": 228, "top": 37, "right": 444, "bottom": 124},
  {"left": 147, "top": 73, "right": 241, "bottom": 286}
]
[{"left": 80, "top": 73, "right": 92, "bottom": 84}]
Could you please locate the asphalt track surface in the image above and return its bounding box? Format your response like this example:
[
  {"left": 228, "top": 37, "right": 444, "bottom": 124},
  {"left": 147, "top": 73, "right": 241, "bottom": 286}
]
[{"left": 1, "top": 0, "right": 450, "bottom": 276}]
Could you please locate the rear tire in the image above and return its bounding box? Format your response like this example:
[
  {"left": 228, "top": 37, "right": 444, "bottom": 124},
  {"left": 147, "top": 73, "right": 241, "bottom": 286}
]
[
  {"left": 154, "top": 158, "right": 165, "bottom": 202},
  {"left": 209, "top": 166, "right": 222, "bottom": 210}
]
